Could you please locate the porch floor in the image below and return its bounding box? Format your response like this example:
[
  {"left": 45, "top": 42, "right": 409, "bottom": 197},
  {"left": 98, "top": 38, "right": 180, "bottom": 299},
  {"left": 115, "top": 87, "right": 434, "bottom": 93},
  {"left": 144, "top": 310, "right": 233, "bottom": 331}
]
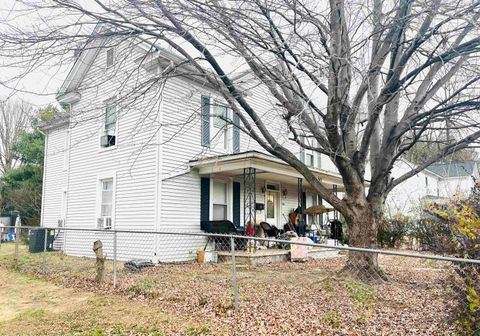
[{"left": 216, "top": 247, "right": 340, "bottom": 266}]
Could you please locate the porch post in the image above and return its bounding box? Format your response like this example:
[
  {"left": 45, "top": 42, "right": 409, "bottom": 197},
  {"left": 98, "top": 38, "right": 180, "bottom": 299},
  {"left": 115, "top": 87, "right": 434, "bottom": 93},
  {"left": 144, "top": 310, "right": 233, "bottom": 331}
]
[
  {"left": 297, "top": 178, "right": 303, "bottom": 208},
  {"left": 332, "top": 184, "right": 338, "bottom": 219},
  {"left": 243, "top": 167, "right": 256, "bottom": 235},
  {"left": 297, "top": 178, "right": 305, "bottom": 237}
]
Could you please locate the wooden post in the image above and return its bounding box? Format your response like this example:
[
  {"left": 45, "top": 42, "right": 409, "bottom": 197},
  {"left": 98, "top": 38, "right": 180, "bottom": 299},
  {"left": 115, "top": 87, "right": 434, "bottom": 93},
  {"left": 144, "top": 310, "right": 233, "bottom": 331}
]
[{"left": 93, "top": 240, "right": 106, "bottom": 283}]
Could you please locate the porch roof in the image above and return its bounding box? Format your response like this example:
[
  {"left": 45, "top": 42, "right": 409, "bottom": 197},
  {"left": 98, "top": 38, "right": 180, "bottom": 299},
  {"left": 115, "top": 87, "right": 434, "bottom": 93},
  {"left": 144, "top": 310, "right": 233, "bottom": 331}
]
[{"left": 189, "top": 151, "right": 345, "bottom": 192}]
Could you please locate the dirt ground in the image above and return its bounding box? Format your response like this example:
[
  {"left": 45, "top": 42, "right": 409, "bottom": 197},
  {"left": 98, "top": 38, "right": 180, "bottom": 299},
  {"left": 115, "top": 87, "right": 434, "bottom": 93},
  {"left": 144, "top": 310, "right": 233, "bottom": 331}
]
[{"left": 0, "top": 243, "right": 463, "bottom": 335}]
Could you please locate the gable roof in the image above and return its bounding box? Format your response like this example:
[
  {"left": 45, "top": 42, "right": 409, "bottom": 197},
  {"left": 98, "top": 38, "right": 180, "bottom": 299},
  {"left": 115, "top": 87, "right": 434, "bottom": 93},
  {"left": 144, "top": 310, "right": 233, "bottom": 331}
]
[{"left": 426, "top": 161, "right": 477, "bottom": 177}]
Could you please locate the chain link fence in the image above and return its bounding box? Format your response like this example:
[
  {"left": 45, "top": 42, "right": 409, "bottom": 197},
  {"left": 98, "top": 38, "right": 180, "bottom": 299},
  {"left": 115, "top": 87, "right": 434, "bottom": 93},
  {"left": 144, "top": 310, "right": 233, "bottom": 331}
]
[{"left": 0, "top": 225, "right": 479, "bottom": 334}]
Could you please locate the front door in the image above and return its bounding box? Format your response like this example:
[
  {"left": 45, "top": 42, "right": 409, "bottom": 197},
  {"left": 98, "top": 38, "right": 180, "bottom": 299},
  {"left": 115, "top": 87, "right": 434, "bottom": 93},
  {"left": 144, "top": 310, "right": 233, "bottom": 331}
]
[{"left": 265, "top": 191, "right": 279, "bottom": 227}]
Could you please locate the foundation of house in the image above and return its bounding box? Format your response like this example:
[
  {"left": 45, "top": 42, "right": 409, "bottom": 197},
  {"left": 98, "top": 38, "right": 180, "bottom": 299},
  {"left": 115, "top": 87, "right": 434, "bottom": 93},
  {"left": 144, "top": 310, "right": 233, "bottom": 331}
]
[{"left": 216, "top": 247, "right": 340, "bottom": 266}]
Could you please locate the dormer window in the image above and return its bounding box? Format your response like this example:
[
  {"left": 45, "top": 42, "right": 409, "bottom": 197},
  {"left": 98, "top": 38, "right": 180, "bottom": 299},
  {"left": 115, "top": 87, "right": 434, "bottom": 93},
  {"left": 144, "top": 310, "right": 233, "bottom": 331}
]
[{"left": 106, "top": 47, "right": 114, "bottom": 68}]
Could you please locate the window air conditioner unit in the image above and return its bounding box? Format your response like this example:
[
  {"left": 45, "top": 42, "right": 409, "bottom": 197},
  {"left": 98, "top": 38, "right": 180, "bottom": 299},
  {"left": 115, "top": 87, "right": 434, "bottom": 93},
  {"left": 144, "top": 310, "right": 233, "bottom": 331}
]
[
  {"left": 105, "top": 217, "right": 112, "bottom": 229},
  {"left": 97, "top": 217, "right": 112, "bottom": 229},
  {"left": 100, "top": 134, "right": 116, "bottom": 147}
]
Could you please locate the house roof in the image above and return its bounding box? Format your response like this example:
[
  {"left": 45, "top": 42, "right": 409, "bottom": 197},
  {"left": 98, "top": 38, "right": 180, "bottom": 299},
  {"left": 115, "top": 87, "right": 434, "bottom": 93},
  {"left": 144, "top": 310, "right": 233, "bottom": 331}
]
[
  {"left": 57, "top": 23, "right": 251, "bottom": 105},
  {"left": 426, "top": 161, "right": 477, "bottom": 178},
  {"left": 37, "top": 113, "right": 70, "bottom": 131}
]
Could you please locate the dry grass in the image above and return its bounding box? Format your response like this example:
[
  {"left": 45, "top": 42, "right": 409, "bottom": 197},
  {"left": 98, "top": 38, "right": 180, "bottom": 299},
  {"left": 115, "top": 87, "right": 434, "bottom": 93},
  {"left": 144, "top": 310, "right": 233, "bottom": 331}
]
[{"left": 0, "top": 243, "right": 462, "bottom": 335}]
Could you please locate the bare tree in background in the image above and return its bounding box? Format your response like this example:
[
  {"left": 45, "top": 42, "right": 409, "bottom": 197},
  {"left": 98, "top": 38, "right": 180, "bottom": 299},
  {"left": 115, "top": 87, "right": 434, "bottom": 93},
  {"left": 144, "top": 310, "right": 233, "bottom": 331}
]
[
  {"left": 2, "top": 0, "right": 480, "bottom": 277},
  {"left": 0, "top": 99, "right": 32, "bottom": 175}
]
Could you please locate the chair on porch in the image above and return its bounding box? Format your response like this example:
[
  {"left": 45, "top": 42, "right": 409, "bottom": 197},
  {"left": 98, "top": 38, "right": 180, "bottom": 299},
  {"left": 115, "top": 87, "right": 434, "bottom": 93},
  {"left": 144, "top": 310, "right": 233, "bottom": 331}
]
[
  {"left": 259, "top": 221, "right": 280, "bottom": 239},
  {"left": 201, "top": 220, "right": 246, "bottom": 251}
]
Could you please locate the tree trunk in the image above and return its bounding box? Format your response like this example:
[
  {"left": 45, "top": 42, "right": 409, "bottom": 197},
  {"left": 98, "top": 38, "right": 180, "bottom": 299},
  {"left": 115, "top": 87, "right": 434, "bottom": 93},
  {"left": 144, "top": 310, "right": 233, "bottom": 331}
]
[{"left": 342, "top": 200, "right": 387, "bottom": 282}]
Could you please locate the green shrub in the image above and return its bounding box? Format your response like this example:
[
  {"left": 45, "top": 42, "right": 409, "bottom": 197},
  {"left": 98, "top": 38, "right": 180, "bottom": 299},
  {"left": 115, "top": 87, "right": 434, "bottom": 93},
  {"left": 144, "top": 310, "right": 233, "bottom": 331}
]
[{"left": 377, "top": 215, "right": 413, "bottom": 248}]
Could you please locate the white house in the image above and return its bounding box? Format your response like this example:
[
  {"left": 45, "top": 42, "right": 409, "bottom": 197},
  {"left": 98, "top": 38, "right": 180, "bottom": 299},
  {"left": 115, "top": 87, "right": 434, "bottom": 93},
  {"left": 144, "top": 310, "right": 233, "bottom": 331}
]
[
  {"left": 40, "top": 33, "right": 345, "bottom": 262},
  {"left": 386, "top": 160, "right": 478, "bottom": 217}
]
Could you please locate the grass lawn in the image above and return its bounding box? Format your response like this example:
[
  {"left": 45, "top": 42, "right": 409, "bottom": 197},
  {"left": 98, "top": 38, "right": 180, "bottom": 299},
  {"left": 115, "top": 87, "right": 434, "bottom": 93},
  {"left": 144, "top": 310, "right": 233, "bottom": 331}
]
[{"left": 0, "top": 243, "right": 463, "bottom": 335}]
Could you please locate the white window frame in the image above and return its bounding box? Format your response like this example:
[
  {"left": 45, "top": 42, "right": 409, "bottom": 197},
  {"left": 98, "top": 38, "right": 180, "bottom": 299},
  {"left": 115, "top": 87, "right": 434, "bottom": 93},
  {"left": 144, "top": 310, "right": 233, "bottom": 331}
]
[
  {"left": 96, "top": 173, "right": 116, "bottom": 229},
  {"left": 209, "top": 178, "right": 232, "bottom": 221},
  {"left": 210, "top": 101, "right": 231, "bottom": 153},
  {"left": 99, "top": 101, "right": 118, "bottom": 150},
  {"left": 301, "top": 136, "right": 320, "bottom": 168},
  {"left": 106, "top": 47, "right": 115, "bottom": 68}
]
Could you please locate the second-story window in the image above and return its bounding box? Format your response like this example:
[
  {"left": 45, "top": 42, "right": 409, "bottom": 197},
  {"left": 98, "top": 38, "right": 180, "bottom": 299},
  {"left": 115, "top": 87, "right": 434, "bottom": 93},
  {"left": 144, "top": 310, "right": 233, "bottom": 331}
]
[
  {"left": 101, "top": 104, "right": 117, "bottom": 148},
  {"left": 106, "top": 47, "right": 114, "bottom": 68},
  {"left": 299, "top": 135, "right": 321, "bottom": 168},
  {"left": 214, "top": 105, "right": 228, "bottom": 150}
]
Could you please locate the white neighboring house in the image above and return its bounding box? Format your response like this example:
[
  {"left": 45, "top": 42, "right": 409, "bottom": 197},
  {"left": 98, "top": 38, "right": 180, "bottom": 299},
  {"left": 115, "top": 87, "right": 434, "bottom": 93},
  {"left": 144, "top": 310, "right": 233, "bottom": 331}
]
[
  {"left": 386, "top": 159, "right": 479, "bottom": 217},
  {"left": 40, "top": 33, "right": 345, "bottom": 262}
]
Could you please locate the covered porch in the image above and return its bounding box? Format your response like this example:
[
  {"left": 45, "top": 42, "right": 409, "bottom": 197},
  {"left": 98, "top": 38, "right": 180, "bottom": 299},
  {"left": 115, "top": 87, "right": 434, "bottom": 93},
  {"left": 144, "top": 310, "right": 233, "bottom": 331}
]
[{"left": 190, "top": 151, "right": 345, "bottom": 261}]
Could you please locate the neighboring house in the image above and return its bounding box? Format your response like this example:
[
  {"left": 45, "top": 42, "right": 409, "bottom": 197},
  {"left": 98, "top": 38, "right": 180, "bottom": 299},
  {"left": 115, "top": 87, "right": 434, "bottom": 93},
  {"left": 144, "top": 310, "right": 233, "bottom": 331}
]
[
  {"left": 386, "top": 160, "right": 479, "bottom": 217},
  {"left": 40, "top": 32, "right": 344, "bottom": 262}
]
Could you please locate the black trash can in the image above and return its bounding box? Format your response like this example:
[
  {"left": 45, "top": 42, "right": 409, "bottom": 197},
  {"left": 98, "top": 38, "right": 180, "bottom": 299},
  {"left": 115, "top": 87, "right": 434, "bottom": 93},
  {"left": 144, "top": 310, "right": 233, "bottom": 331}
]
[{"left": 29, "top": 229, "right": 55, "bottom": 253}]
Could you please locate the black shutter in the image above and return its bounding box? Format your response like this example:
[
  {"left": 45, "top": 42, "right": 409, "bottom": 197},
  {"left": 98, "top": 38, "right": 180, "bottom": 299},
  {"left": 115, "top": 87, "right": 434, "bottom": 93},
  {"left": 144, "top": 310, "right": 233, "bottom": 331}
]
[
  {"left": 233, "top": 181, "right": 241, "bottom": 227},
  {"left": 201, "top": 95, "right": 210, "bottom": 147},
  {"left": 232, "top": 112, "right": 240, "bottom": 153},
  {"left": 200, "top": 177, "right": 210, "bottom": 230}
]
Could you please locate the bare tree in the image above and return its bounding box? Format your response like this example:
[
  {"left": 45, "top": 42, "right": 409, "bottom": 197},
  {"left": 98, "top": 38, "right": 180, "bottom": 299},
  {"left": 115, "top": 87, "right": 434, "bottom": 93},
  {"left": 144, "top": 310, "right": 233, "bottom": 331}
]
[
  {"left": 2, "top": 0, "right": 480, "bottom": 277},
  {"left": 0, "top": 99, "right": 32, "bottom": 175}
]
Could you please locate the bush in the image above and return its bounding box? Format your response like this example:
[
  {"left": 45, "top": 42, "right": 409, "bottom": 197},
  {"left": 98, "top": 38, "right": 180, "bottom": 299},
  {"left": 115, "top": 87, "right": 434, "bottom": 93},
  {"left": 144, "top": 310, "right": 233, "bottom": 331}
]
[
  {"left": 377, "top": 215, "right": 413, "bottom": 248},
  {"left": 424, "top": 184, "right": 480, "bottom": 334}
]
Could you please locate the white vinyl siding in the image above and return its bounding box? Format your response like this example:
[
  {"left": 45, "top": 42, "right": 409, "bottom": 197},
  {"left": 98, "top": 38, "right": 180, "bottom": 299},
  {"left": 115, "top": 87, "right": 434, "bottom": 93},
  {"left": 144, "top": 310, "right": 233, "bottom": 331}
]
[
  {"left": 59, "top": 38, "right": 157, "bottom": 261},
  {"left": 41, "top": 126, "right": 68, "bottom": 229}
]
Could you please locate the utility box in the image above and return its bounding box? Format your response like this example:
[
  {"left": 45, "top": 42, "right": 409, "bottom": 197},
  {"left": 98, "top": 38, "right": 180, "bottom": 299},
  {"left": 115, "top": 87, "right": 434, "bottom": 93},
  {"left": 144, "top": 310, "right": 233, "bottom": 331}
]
[{"left": 28, "top": 229, "right": 55, "bottom": 253}]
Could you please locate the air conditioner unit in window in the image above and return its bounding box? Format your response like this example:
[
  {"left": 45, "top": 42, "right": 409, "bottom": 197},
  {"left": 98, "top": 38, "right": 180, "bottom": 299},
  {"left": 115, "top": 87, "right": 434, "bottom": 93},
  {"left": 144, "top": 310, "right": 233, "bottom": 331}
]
[
  {"left": 100, "top": 134, "right": 116, "bottom": 147},
  {"left": 105, "top": 217, "right": 112, "bottom": 229},
  {"left": 97, "top": 217, "right": 112, "bottom": 229}
]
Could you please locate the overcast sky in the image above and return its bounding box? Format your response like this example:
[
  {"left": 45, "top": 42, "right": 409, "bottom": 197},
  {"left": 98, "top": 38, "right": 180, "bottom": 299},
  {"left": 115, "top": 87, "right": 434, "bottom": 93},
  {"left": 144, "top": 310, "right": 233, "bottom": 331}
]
[{"left": 0, "top": 0, "right": 72, "bottom": 107}]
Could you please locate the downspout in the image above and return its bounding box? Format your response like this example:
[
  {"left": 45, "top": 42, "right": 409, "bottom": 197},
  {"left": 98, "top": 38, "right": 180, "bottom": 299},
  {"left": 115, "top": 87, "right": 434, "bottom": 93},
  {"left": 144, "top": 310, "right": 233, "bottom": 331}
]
[
  {"left": 38, "top": 128, "right": 47, "bottom": 229},
  {"left": 153, "top": 80, "right": 166, "bottom": 262}
]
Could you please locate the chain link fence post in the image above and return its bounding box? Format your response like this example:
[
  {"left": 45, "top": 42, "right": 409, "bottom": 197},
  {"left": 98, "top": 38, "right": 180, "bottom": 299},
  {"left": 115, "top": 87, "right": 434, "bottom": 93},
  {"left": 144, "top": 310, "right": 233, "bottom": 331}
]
[
  {"left": 113, "top": 230, "right": 117, "bottom": 288},
  {"left": 14, "top": 225, "right": 19, "bottom": 264},
  {"left": 230, "top": 236, "right": 239, "bottom": 311},
  {"left": 42, "top": 227, "right": 48, "bottom": 273}
]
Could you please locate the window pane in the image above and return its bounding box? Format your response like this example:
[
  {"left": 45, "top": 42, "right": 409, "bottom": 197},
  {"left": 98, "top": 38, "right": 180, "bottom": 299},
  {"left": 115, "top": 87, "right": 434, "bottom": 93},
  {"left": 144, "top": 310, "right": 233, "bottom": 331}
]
[
  {"left": 101, "top": 179, "right": 113, "bottom": 217},
  {"left": 103, "top": 180, "right": 113, "bottom": 190},
  {"left": 105, "top": 106, "right": 116, "bottom": 131},
  {"left": 212, "top": 205, "right": 227, "bottom": 220},
  {"left": 212, "top": 181, "right": 227, "bottom": 204},
  {"left": 101, "top": 204, "right": 112, "bottom": 217},
  {"left": 107, "top": 48, "right": 114, "bottom": 67},
  {"left": 214, "top": 106, "right": 227, "bottom": 128},
  {"left": 306, "top": 154, "right": 314, "bottom": 166},
  {"left": 102, "top": 190, "right": 112, "bottom": 204},
  {"left": 266, "top": 193, "right": 275, "bottom": 219}
]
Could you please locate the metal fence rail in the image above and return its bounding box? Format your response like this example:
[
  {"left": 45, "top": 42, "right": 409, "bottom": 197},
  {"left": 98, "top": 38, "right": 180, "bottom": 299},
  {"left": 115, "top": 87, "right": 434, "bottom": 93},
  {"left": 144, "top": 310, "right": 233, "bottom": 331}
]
[{"left": 0, "top": 225, "right": 478, "bottom": 335}]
